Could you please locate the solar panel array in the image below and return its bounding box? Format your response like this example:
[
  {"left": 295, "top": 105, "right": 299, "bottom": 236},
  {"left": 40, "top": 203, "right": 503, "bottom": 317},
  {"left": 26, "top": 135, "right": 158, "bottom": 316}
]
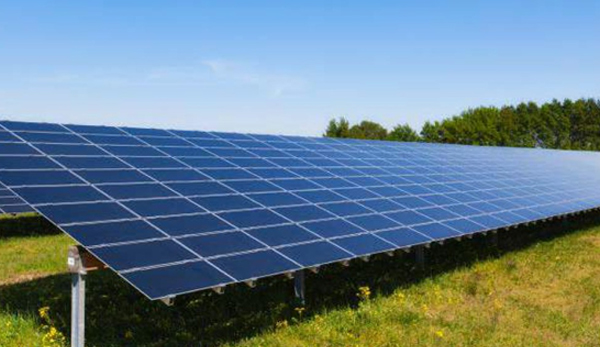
[
  {"left": 1, "top": 120, "right": 600, "bottom": 299},
  {"left": 0, "top": 183, "right": 34, "bottom": 214}
]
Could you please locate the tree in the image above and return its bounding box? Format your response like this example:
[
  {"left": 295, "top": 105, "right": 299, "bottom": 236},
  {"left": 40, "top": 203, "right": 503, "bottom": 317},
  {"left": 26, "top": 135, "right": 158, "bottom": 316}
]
[
  {"left": 322, "top": 98, "right": 600, "bottom": 151},
  {"left": 420, "top": 121, "right": 444, "bottom": 143},
  {"left": 324, "top": 117, "right": 350, "bottom": 138},
  {"left": 348, "top": 121, "right": 388, "bottom": 140},
  {"left": 387, "top": 123, "right": 420, "bottom": 142}
]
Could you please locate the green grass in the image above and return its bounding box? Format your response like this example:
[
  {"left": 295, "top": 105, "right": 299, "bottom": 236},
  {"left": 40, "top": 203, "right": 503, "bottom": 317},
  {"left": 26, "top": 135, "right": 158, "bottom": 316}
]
[
  {"left": 1, "top": 214, "right": 599, "bottom": 346},
  {"left": 0, "top": 234, "right": 71, "bottom": 285}
]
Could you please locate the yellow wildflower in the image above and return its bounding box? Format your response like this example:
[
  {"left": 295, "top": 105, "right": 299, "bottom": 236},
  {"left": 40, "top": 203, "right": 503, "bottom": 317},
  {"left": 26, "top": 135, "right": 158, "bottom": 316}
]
[
  {"left": 357, "top": 286, "right": 371, "bottom": 301},
  {"left": 38, "top": 306, "right": 50, "bottom": 321}
]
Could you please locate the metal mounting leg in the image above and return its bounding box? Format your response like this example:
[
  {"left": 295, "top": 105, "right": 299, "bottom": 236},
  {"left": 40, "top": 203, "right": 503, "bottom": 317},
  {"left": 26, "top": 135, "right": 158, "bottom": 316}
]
[
  {"left": 71, "top": 270, "right": 86, "bottom": 347},
  {"left": 294, "top": 270, "right": 305, "bottom": 305},
  {"left": 415, "top": 245, "right": 425, "bottom": 270},
  {"left": 67, "top": 246, "right": 106, "bottom": 347}
]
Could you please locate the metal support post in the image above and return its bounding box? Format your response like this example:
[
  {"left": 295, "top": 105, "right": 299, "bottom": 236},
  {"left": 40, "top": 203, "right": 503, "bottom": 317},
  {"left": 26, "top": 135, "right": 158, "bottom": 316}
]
[
  {"left": 294, "top": 270, "right": 305, "bottom": 305},
  {"left": 67, "top": 246, "right": 107, "bottom": 347},
  {"left": 68, "top": 246, "right": 86, "bottom": 347},
  {"left": 71, "top": 269, "right": 86, "bottom": 347},
  {"left": 415, "top": 245, "right": 425, "bottom": 270}
]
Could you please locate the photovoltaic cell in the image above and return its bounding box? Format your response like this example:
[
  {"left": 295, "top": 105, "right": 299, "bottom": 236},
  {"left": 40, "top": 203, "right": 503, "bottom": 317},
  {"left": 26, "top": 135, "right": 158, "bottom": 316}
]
[{"left": 1, "top": 120, "right": 600, "bottom": 300}]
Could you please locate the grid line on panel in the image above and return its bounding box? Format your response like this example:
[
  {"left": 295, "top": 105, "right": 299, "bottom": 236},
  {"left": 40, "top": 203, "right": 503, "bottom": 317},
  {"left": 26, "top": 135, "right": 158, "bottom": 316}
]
[
  {"left": 113, "top": 127, "right": 311, "bottom": 271},
  {"left": 2, "top": 123, "right": 240, "bottom": 287},
  {"left": 164, "top": 129, "right": 362, "bottom": 260},
  {"left": 210, "top": 132, "right": 457, "bottom": 250},
  {"left": 241, "top": 134, "right": 469, "bottom": 242}
]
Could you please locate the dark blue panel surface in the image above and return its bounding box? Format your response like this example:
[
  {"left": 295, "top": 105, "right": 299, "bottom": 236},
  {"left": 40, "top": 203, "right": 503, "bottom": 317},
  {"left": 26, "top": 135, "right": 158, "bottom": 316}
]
[
  {"left": 0, "top": 156, "right": 60, "bottom": 170},
  {"left": 393, "top": 196, "right": 433, "bottom": 209},
  {"left": 123, "top": 157, "right": 186, "bottom": 169},
  {"left": 412, "top": 223, "right": 461, "bottom": 239},
  {"left": 55, "top": 156, "right": 129, "bottom": 169},
  {"left": 180, "top": 232, "right": 264, "bottom": 257},
  {"left": 223, "top": 180, "right": 282, "bottom": 193},
  {"left": 334, "top": 188, "right": 379, "bottom": 200},
  {"left": 311, "top": 177, "right": 357, "bottom": 189},
  {"left": 98, "top": 183, "right": 176, "bottom": 200},
  {"left": 246, "top": 224, "right": 319, "bottom": 247},
  {"left": 152, "top": 214, "right": 233, "bottom": 236},
  {"left": 278, "top": 241, "right": 352, "bottom": 267},
  {"left": 143, "top": 169, "right": 210, "bottom": 182},
  {"left": 375, "top": 227, "right": 432, "bottom": 247},
  {"left": 124, "top": 261, "right": 232, "bottom": 299},
  {"left": 93, "top": 240, "right": 196, "bottom": 271},
  {"left": 14, "top": 186, "right": 108, "bottom": 204},
  {"left": 332, "top": 234, "right": 395, "bottom": 256},
  {"left": 320, "top": 202, "right": 371, "bottom": 217},
  {"left": 63, "top": 220, "right": 164, "bottom": 246},
  {"left": 76, "top": 169, "right": 152, "bottom": 184},
  {"left": 200, "top": 168, "right": 258, "bottom": 180},
  {"left": 302, "top": 219, "right": 363, "bottom": 238},
  {"left": 274, "top": 205, "right": 334, "bottom": 222},
  {"left": 158, "top": 147, "right": 214, "bottom": 157},
  {"left": 123, "top": 127, "right": 172, "bottom": 137},
  {"left": 295, "top": 190, "right": 347, "bottom": 203},
  {"left": 1, "top": 121, "right": 66, "bottom": 132},
  {"left": 248, "top": 168, "right": 299, "bottom": 179},
  {"left": 228, "top": 158, "right": 277, "bottom": 168},
  {"left": 16, "top": 132, "right": 86, "bottom": 144},
  {"left": 193, "top": 195, "right": 260, "bottom": 212},
  {"left": 0, "top": 131, "right": 21, "bottom": 142},
  {"left": 102, "top": 145, "right": 165, "bottom": 157},
  {"left": 167, "top": 181, "right": 233, "bottom": 196},
  {"left": 37, "top": 202, "right": 135, "bottom": 224},
  {"left": 348, "top": 214, "right": 399, "bottom": 231},
  {"left": 0, "top": 143, "right": 39, "bottom": 155},
  {"left": 35, "top": 144, "right": 106, "bottom": 156},
  {"left": 385, "top": 210, "right": 433, "bottom": 226},
  {"left": 0, "top": 170, "right": 83, "bottom": 186},
  {"left": 445, "top": 204, "right": 483, "bottom": 217},
  {"left": 66, "top": 124, "right": 123, "bottom": 135},
  {"left": 219, "top": 209, "right": 287, "bottom": 228},
  {"left": 443, "top": 219, "right": 485, "bottom": 234},
  {"left": 0, "top": 204, "right": 35, "bottom": 214},
  {"left": 211, "top": 250, "right": 298, "bottom": 280},
  {"left": 271, "top": 178, "right": 321, "bottom": 191},
  {"left": 248, "top": 192, "right": 306, "bottom": 207},
  {"left": 83, "top": 134, "right": 144, "bottom": 145},
  {"left": 139, "top": 136, "right": 189, "bottom": 147},
  {"left": 471, "top": 215, "right": 510, "bottom": 229},
  {"left": 414, "top": 207, "right": 458, "bottom": 221},
  {"left": 360, "top": 198, "right": 403, "bottom": 212},
  {"left": 123, "top": 198, "right": 204, "bottom": 217}
]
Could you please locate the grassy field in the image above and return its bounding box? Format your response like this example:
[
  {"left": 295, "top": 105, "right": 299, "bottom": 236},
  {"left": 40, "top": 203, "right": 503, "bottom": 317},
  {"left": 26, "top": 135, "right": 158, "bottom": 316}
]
[{"left": 0, "top": 213, "right": 599, "bottom": 347}]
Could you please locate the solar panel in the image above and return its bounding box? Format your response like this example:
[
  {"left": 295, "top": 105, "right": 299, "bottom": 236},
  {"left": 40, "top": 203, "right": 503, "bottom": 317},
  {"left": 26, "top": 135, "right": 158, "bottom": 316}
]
[
  {"left": 0, "top": 182, "right": 35, "bottom": 214},
  {"left": 1, "top": 120, "right": 600, "bottom": 300}
]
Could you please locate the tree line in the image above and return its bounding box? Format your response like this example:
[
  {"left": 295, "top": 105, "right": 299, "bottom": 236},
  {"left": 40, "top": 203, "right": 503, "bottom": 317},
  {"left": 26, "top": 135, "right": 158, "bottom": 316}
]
[{"left": 324, "top": 98, "right": 600, "bottom": 150}]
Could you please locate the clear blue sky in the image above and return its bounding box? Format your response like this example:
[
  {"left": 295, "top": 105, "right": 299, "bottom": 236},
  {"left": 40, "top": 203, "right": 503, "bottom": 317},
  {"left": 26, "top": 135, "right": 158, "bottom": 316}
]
[{"left": 1, "top": 1, "right": 599, "bottom": 135}]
